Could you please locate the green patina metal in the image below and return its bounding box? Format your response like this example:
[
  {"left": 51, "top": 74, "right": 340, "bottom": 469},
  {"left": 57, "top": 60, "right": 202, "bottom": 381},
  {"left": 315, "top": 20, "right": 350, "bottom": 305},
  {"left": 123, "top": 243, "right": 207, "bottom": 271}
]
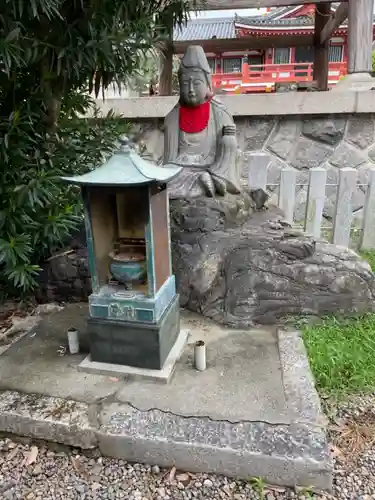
[
  {"left": 61, "top": 136, "right": 181, "bottom": 369},
  {"left": 81, "top": 186, "right": 99, "bottom": 293},
  {"left": 146, "top": 186, "right": 156, "bottom": 297},
  {"left": 61, "top": 136, "right": 178, "bottom": 299},
  {"left": 90, "top": 304, "right": 154, "bottom": 322},
  {"left": 61, "top": 138, "right": 181, "bottom": 187}
]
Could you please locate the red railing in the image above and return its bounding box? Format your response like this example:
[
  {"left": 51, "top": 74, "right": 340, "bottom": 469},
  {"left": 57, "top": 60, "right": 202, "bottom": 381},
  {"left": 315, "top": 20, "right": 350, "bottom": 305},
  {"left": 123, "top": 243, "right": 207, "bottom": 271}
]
[{"left": 212, "top": 62, "right": 348, "bottom": 93}]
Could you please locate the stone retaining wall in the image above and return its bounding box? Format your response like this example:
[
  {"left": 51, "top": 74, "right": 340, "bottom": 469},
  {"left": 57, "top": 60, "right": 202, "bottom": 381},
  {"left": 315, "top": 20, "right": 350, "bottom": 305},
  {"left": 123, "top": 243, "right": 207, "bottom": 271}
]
[
  {"left": 36, "top": 228, "right": 91, "bottom": 303},
  {"left": 128, "top": 113, "right": 375, "bottom": 223}
]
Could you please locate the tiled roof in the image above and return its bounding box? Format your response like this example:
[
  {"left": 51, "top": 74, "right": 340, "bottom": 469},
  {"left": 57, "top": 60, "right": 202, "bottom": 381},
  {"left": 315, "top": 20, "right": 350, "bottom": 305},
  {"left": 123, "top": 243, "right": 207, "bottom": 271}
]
[
  {"left": 173, "top": 17, "right": 235, "bottom": 42},
  {"left": 246, "top": 3, "right": 341, "bottom": 22},
  {"left": 259, "top": 6, "right": 297, "bottom": 20},
  {"left": 235, "top": 14, "right": 315, "bottom": 27},
  {"left": 174, "top": 6, "right": 375, "bottom": 42},
  {"left": 235, "top": 13, "right": 375, "bottom": 29}
]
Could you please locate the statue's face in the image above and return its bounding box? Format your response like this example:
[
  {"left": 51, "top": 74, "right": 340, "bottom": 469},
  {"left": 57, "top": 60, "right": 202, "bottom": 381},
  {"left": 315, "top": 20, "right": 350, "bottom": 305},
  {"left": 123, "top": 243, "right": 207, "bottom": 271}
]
[{"left": 179, "top": 68, "right": 209, "bottom": 106}]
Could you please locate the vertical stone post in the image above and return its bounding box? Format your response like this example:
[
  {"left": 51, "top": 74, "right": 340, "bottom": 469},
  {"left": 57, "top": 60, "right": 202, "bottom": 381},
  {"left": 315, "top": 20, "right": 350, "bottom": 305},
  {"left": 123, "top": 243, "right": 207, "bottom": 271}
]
[
  {"left": 313, "top": 2, "right": 330, "bottom": 90},
  {"left": 361, "top": 168, "right": 375, "bottom": 250},
  {"left": 332, "top": 167, "right": 357, "bottom": 247},
  {"left": 279, "top": 168, "right": 297, "bottom": 225},
  {"left": 348, "top": 0, "right": 373, "bottom": 75}
]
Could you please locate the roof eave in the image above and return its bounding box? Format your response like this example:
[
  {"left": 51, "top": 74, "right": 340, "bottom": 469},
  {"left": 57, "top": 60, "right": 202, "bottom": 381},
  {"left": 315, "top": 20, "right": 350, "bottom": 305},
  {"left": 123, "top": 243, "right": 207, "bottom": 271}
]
[{"left": 61, "top": 178, "right": 156, "bottom": 187}]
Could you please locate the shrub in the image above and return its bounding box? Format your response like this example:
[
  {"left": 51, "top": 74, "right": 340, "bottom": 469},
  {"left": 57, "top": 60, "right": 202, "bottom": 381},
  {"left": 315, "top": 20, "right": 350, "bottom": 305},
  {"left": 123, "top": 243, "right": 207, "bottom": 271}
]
[
  {"left": 0, "top": 0, "right": 190, "bottom": 298},
  {"left": 0, "top": 94, "right": 129, "bottom": 298}
]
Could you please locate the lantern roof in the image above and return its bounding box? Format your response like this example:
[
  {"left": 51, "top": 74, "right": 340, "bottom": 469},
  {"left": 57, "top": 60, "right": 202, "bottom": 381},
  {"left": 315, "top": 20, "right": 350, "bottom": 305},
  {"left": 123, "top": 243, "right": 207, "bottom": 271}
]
[{"left": 61, "top": 137, "right": 181, "bottom": 187}]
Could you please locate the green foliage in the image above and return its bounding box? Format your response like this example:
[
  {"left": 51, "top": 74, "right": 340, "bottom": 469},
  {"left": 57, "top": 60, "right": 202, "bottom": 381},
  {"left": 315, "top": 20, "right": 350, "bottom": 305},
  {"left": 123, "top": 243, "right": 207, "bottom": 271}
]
[
  {"left": 295, "top": 486, "right": 315, "bottom": 499},
  {"left": 0, "top": 0, "right": 190, "bottom": 106},
  {"left": 0, "top": 0, "right": 192, "bottom": 297},
  {"left": 301, "top": 251, "right": 375, "bottom": 400},
  {"left": 127, "top": 51, "right": 161, "bottom": 95},
  {"left": 303, "top": 314, "right": 375, "bottom": 399},
  {"left": 248, "top": 477, "right": 266, "bottom": 499},
  {"left": 360, "top": 249, "right": 375, "bottom": 271},
  {"left": 372, "top": 51, "right": 375, "bottom": 73},
  {"left": 128, "top": 51, "right": 181, "bottom": 95},
  {"left": 0, "top": 95, "right": 129, "bottom": 296}
]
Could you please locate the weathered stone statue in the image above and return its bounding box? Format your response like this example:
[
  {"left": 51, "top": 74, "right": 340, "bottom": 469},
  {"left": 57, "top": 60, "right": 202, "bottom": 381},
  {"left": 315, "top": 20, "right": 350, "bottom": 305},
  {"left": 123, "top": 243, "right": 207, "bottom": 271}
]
[{"left": 163, "top": 45, "right": 241, "bottom": 198}]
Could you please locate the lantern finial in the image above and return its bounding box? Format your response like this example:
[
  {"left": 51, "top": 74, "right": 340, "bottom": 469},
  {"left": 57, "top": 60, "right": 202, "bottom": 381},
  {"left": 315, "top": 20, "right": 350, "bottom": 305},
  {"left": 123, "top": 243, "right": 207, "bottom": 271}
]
[{"left": 119, "top": 135, "right": 132, "bottom": 153}]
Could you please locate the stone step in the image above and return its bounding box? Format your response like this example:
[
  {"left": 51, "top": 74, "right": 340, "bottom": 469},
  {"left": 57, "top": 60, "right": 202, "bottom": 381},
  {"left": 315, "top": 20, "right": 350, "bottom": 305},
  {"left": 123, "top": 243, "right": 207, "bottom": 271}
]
[{"left": 0, "top": 389, "right": 331, "bottom": 490}]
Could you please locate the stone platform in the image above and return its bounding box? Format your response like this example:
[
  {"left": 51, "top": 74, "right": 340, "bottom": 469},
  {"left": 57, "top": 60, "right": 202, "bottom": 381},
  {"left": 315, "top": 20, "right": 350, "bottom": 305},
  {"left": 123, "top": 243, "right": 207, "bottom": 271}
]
[{"left": 0, "top": 304, "right": 332, "bottom": 490}]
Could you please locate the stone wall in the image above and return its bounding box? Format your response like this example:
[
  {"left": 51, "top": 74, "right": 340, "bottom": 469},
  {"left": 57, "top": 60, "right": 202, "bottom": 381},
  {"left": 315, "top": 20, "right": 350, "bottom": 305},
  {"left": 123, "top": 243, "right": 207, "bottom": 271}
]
[
  {"left": 129, "top": 113, "right": 375, "bottom": 224},
  {"left": 36, "top": 227, "right": 91, "bottom": 303}
]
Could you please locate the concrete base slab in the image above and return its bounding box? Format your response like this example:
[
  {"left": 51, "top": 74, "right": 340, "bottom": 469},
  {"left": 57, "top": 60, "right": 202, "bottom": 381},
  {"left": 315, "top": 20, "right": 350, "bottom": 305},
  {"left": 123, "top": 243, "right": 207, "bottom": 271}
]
[
  {"left": 114, "top": 328, "right": 291, "bottom": 423},
  {"left": 78, "top": 328, "right": 189, "bottom": 383},
  {"left": 0, "top": 304, "right": 332, "bottom": 490}
]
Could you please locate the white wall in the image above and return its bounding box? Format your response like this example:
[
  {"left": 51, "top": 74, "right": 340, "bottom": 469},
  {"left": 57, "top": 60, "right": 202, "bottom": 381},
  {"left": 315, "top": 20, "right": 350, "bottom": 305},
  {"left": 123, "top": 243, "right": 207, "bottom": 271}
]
[{"left": 93, "top": 85, "right": 140, "bottom": 100}]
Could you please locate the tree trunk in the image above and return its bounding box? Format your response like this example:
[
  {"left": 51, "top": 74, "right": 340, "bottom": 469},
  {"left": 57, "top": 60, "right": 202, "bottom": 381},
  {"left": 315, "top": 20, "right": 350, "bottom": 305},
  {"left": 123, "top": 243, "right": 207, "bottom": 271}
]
[
  {"left": 41, "top": 59, "right": 63, "bottom": 133},
  {"left": 348, "top": 0, "right": 374, "bottom": 74},
  {"left": 46, "top": 95, "right": 62, "bottom": 133},
  {"left": 313, "top": 2, "right": 330, "bottom": 91},
  {"left": 158, "top": 40, "right": 174, "bottom": 96}
]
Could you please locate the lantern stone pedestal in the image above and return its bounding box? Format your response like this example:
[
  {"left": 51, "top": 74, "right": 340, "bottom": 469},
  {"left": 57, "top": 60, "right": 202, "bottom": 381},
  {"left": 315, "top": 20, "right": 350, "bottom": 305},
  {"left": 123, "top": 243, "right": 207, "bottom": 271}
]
[
  {"left": 88, "top": 294, "right": 180, "bottom": 370},
  {"left": 62, "top": 138, "right": 186, "bottom": 378}
]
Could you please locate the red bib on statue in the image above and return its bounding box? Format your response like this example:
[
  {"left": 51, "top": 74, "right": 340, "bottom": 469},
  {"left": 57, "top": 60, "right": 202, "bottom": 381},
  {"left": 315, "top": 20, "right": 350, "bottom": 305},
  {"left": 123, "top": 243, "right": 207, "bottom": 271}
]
[{"left": 179, "top": 101, "right": 211, "bottom": 134}]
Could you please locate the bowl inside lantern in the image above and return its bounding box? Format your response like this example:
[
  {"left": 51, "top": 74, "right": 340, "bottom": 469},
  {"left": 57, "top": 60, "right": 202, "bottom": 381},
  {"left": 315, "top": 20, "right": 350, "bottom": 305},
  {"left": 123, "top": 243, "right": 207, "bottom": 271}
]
[{"left": 109, "top": 250, "right": 146, "bottom": 285}]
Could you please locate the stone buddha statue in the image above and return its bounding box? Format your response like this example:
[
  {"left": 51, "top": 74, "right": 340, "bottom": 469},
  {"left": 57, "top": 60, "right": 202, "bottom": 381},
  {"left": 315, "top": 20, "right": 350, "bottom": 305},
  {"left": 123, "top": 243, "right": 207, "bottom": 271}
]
[{"left": 163, "top": 45, "right": 241, "bottom": 198}]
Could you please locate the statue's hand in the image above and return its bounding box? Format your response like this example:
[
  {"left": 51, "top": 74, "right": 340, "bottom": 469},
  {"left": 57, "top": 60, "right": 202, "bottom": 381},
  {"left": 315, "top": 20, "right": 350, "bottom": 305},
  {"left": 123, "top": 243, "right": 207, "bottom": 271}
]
[{"left": 220, "top": 125, "right": 237, "bottom": 150}]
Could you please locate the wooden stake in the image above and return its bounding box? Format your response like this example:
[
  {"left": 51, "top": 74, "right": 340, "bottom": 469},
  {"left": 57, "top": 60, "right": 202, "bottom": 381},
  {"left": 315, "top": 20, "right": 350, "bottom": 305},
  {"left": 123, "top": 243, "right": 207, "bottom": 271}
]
[{"left": 313, "top": 2, "right": 330, "bottom": 91}]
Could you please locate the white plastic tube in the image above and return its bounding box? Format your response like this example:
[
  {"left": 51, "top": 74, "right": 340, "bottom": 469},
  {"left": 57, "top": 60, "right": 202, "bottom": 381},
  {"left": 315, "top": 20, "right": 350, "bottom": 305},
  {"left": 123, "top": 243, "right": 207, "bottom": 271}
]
[
  {"left": 194, "top": 340, "right": 206, "bottom": 371},
  {"left": 67, "top": 328, "right": 80, "bottom": 354}
]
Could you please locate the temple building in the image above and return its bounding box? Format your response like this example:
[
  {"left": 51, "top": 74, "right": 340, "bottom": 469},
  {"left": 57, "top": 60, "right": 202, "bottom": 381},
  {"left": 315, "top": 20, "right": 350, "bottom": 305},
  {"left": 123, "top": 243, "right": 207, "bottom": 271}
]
[{"left": 173, "top": 4, "right": 375, "bottom": 93}]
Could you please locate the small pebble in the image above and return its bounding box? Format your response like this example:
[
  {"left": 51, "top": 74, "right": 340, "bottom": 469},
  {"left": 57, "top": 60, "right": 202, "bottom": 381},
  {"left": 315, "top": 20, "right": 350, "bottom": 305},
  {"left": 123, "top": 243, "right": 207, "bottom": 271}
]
[{"left": 32, "top": 464, "right": 42, "bottom": 476}]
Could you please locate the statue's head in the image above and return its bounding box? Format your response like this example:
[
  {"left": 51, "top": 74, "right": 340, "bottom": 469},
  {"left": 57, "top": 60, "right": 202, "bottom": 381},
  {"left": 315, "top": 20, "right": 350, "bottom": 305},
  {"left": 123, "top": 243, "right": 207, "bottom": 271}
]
[{"left": 179, "top": 45, "right": 212, "bottom": 107}]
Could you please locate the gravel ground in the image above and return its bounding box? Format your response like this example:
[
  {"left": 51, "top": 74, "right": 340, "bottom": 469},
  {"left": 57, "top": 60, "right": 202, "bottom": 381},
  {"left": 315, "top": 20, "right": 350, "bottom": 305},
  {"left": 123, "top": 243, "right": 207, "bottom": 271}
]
[{"left": 1, "top": 398, "right": 375, "bottom": 500}]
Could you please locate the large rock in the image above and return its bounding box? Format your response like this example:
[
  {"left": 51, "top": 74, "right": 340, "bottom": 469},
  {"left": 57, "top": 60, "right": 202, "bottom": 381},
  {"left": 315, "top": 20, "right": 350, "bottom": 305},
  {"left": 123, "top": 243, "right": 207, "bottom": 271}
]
[
  {"left": 36, "top": 195, "right": 375, "bottom": 326},
  {"left": 170, "top": 195, "right": 375, "bottom": 327}
]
